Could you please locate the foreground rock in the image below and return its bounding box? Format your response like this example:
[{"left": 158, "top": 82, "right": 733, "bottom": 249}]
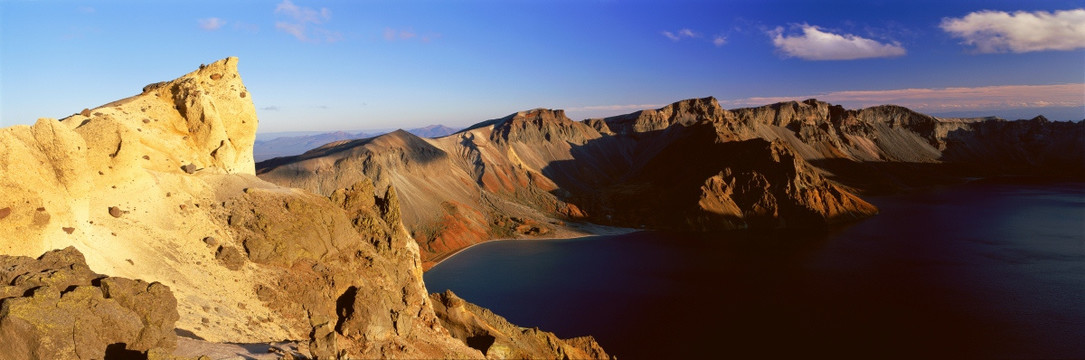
[
  {"left": 0, "top": 58, "right": 597, "bottom": 358},
  {"left": 431, "top": 290, "right": 611, "bottom": 360},
  {"left": 0, "top": 247, "right": 178, "bottom": 359}
]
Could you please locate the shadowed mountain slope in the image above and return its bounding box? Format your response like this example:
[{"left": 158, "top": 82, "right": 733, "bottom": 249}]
[{"left": 258, "top": 97, "right": 1083, "bottom": 268}]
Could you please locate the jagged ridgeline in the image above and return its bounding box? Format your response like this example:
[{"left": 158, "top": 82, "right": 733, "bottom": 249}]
[
  {"left": 258, "top": 97, "right": 1083, "bottom": 268},
  {"left": 0, "top": 58, "right": 610, "bottom": 359}
]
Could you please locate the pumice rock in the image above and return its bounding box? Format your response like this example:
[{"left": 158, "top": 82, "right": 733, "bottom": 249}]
[{"left": 0, "top": 247, "right": 179, "bottom": 359}]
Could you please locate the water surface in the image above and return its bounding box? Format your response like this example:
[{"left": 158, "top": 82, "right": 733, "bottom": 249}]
[{"left": 425, "top": 182, "right": 1085, "bottom": 359}]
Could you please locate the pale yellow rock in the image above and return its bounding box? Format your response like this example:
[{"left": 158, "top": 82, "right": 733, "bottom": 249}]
[{"left": 0, "top": 57, "right": 282, "bottom": 343}]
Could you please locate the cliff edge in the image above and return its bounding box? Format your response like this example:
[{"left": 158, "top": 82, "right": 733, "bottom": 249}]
[{"left": 0, "top": 58, "right": 609, "bottom": 359}]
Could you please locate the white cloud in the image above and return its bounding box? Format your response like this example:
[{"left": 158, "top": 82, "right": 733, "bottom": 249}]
[
  {"left": 274, "top": 0, "right": 339, "bottom": 42},
  {"left": 276, "top": 22, "right": 306, "bottom": 40},
  {"left": 770, "top": 24, "right": 906, "bottom": 60},
  {"left": 276, "top": 0, "right": 329, "bottom": 24},
  {"left": 662, "top": 28, "right": 699, "bottom": 41},
  {"left": 713, "top": 35, "right": 727, "bottom": 47},
  {"left": 720, "top": 83, "right": 1084, "bottom": 112},
  {"left": 940, "top": 9, "right": 1085, "bottom": 53},
  {"left": 198, "top": 17, "right": 226, "bottom": 31}
]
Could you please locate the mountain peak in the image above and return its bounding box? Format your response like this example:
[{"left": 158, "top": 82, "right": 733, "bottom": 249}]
[
  {"left": 665, "top": 96, "right": 721, "bottom": 110},
  {"left": 490, "top": 107, "right": 598, "bottom": 144},
  {"left": 60, "top": 56, "right": 258, "bottom": 175},
  {"left": 512, "top": 108, "right": 570, "bottom": 123},
  {"left": 600, "top": 96, "right": 726, "bottom": 134}
]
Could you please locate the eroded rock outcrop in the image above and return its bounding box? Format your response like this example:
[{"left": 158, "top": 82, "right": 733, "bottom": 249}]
[
  {"left": 259, "top": 95, "right": 1081, "bottom": 265},
  {"left": 576, "top": 122, "right": 878, "bottom": 231},
  {"left": 0, "top": 57, "right": 597, "bottom": 359},
  {"left": 258, "top": 113, "right": 600, "bottom": 269},
  {"left": 0, "top": 247, "right": 178, "bottom": 359},
  {"left": 431, "top": 290, "right": 611, "bottom": 360}
]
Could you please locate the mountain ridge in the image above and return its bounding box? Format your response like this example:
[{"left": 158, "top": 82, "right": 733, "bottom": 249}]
[
  {"left": 253, "top": 125, "right": 459, "bottom": 162},
  {"left": 258, "top": 96, "right": 1083, "bottom": 268}
]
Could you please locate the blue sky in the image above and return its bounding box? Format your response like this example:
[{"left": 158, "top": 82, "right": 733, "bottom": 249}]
[{"left": 2, "top": 0, "right": 1083, "bottom": 133}]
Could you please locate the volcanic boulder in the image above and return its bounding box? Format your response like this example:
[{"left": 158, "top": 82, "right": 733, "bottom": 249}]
[{"left": 0, "top": 247, "right": 179, "bottom": 360}]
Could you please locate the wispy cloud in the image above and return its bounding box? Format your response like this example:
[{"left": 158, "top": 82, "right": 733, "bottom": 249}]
[
  {"left": 770, "top": 24, "right": 905, "bottom": 60},
  {"left": 198, "top": 17, "right": 226, "bottom": 31},
  {"left": 274, "top": 0, "right": 340, "bottom": 42},
  {"left": 383, "top": 27, "right": 439, "bottom": 43},
  {"left": 662, "top": 28, "right": 699, "bottom": 41},
  {"left": 720, "top": 84, "right": 1084, "bottom": 112},
  {"left": 384, "top": 28, "right": 416, "bottom": 41},
  {"left": 713, "top": 35, "right": 727, "bottom": 47},
  {"left": 940, "top": 9, "right": 1085, "bottom": 53},
  {"left": 261, "top": 106, "right": 280, "bottom": 111}
]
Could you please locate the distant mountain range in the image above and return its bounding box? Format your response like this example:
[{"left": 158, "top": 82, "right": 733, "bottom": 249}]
[{"left": 253, "top": 125, "right": 459, "bottom": 162}]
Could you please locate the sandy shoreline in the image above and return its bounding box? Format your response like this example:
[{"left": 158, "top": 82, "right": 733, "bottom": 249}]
[{"left": 425, "top": 222, "right": 638, "bottom": 271}]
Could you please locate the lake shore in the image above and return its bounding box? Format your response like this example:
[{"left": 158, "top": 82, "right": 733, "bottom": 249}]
[{"left": 424, "top": 222, "right": 638, "bottom": 271}]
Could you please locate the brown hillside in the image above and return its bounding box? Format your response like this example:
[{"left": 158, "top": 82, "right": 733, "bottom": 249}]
[{"left": 259, "top": 96, "right": 1083, "bottom": 268}]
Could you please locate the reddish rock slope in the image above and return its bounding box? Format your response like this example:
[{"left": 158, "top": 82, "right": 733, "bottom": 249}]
[{"left": 258, "top": 97, "right": 1082, "bottom": 266}]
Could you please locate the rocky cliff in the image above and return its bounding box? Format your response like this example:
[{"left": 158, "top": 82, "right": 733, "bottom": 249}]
[
  {"left": 259, "top": 96, "right": 1082, "bottom": 266},
  {"left": 258, "top": 111, "right": 606, "bottom": 269},
  {"left": 431, "top": 290, "right": 610, "bottom": 359},
  {"left": 0, "top": 58, "right": 609, "bottom": 359}
]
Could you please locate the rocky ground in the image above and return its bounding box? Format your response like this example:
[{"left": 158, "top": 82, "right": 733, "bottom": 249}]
[{"left": 0, "top": 57, "right": 610, "bottom": 359}]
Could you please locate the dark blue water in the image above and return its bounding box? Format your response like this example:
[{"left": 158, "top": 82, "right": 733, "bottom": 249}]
[{"left": 425, "top": 182, "right": 1085, "bottom": 359}]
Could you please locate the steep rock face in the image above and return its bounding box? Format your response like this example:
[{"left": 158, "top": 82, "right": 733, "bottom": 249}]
[
  {"left": 602, "top": 96, "right": 726, "bottom": 135},
  {"left": 0, "top": 58, "right": 595, "bottom": 359},
  {"left": 0, "top": 57, "right": 298, "bottom": 343},
  {"left": 258, "top": 111, "right": 602, "bottom": 268},
  {"left": 214, "top": 181, "right": 482, "bottom": 359},
  {"left": 260, "top": 95, "right": 1081, "bottom": 266},
  {"left": 719, "top": 99, "right": 1084, "bottom": 192},
  {"left": 491, "top": 108, "right": 599, "bottom": 145},
  {"left": 431, "top": 290, "right": 611, "bottom": 360},
  {"left": 691, "top": 140, "right": 878, "bottom": 230},
  {"left": 0, "top": 247, "right": 178, "bottom": 359},
  {"left": 577, "top": 121, "right": 877, "bottom": 231},
  {"left": 258, "top": 100, "right": 881, "bottom": 264},
  {"left": 938, "top": 116, "right": 1085, "bottom": 175}
]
